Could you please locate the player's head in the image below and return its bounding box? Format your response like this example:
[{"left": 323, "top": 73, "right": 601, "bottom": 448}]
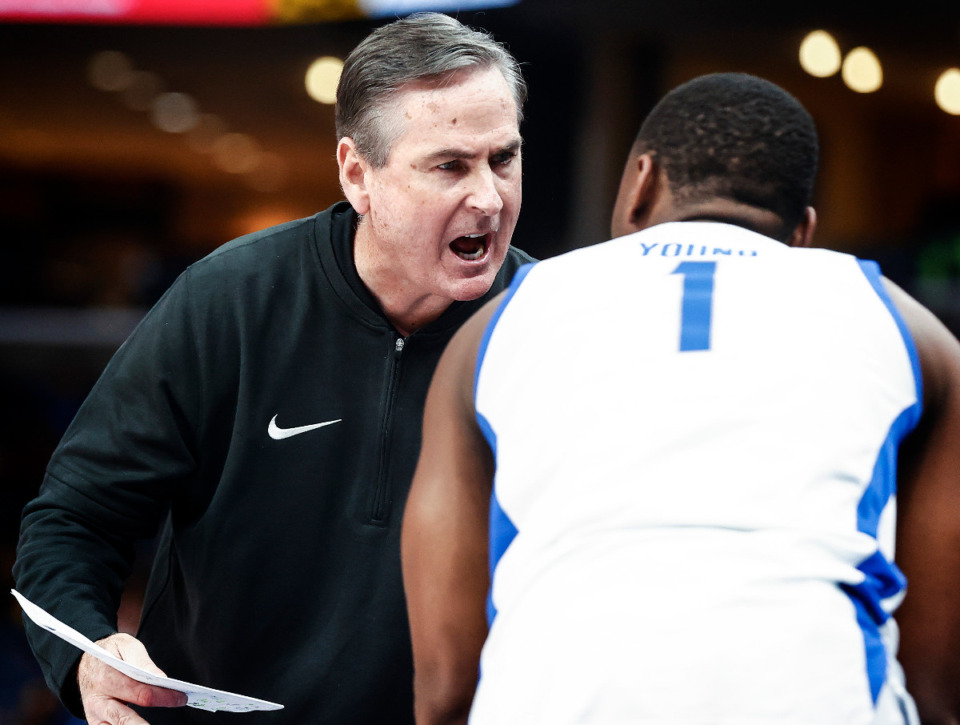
[
  {"left": 336, "top": 11, "right": 527, "bottom": 168},
  {"left": 611, "top": 72, "right": 819, "bottom": 244}
]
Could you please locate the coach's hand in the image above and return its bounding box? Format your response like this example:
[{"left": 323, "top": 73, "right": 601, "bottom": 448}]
[{"left": 78, "top": 633, "right": 188, "bottom": 725}]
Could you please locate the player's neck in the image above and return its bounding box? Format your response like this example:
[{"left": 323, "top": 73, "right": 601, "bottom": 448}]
[{"left": 674, "top": 201, "right": 787, "bottom": 242}]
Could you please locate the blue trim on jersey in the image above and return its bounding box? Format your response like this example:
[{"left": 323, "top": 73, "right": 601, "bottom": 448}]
[
  {"left": 842, "top": 582, "right": 890, "bottom": 704},
  {"left": 841, "top": 259, "right": 923, "bottom": 703},
  {"left": 486, "top": 469, "right": 519, "bottom": 625},
  {"left": 856, "top": 260, "right": 923, "bottom": 416},
  {"left": 480, "top": 411, "right": 520, "bottom": 626},
  {"left": 842, "top": 404, "right": 915, "bottom": 702},
  {"left": 474, "top": 260, "right": 536, "bottom": 417},
  {"left": 474, "top": 261, "right": 534, "bottom": 627}
]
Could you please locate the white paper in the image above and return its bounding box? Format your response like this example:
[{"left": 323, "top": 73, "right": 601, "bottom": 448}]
[{"left": 11, "top": 589, "right": 283, "bottom": 713}]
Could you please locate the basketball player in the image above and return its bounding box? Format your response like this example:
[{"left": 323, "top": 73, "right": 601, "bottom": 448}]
[{"left": 401, "top": 73, "right": 960, "bottom": 724}]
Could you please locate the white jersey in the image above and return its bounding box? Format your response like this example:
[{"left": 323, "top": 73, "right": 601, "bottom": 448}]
[{"left": 472, "top": 222, "right": 921, "bottom": 725}]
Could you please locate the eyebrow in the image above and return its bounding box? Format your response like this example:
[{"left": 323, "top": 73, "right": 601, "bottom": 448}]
[{"left": 423, "top": 138, "right": 523, "bottom": 163}]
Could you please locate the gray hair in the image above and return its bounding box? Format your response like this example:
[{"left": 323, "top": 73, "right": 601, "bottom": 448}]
[{"left": 336, "top": 12, "right": 527, "bottom": 167}]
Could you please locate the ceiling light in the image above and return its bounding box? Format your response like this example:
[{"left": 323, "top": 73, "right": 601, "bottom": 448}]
[
  {"left": 841, "top": 47, "right": 883, "bottom": 93},
  {"left": 87, "top": 51, "right": 134, "bottom": 92},
  {"left": 150, "top": 92, "right": 200, "bottom": 133},
  {"left": 799, "top": 30, "right": 841, "bottom": 78},
  {"left": 934, "top": 68, "right": 960, "bottom": 115},
  {"left": 305, "top": 57, "right": 344, "bottom": 105}
]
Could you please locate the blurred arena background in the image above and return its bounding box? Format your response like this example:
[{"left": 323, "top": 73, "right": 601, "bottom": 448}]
[{"left": 1, "top": 1, "right": 958, "bottom": 722}]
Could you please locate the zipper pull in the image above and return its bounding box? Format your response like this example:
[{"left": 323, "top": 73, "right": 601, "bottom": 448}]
[{"left": 395, "top": 337, "right": 405, "bottom": 357}]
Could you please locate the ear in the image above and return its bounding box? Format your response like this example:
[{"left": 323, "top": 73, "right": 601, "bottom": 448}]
[
  {"left": 337, "top": 137, "right": 371, "bottom": 215},
  {"left": 610, "top": 153, "right": 659, "bottom": 238},
  {"left": 786, "top": 206, "right": 817, "bottom": 248}
]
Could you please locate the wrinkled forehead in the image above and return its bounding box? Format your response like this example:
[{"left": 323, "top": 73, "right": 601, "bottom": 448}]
[
  {"left": 408, "top": 66, "right": 515, "bottom": 110},
  {"left": 381, "top": 66, "right": 521, "bottom": 156}
]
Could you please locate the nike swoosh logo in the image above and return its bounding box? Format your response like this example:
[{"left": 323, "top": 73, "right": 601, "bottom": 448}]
[{"left": 268, "top": 414, "right": 342, "bottom": 440}]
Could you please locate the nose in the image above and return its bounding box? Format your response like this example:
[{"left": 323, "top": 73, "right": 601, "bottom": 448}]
[{"left": 467, "top": 167, "right": 504, "bottom": 217}]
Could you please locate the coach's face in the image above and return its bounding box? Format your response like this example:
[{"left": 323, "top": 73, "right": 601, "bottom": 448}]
[{"left": 343, "top": 65, "right": 522, "bottom": 308}]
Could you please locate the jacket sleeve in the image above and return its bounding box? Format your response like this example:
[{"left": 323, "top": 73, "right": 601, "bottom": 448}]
[{"left": 13, "top": 267, "right": 205, "bottom": 715}]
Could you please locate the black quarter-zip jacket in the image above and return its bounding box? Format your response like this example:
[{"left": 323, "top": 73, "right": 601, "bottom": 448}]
[{"left": 14, "top": 202, "right": 536, "bottom": 724}]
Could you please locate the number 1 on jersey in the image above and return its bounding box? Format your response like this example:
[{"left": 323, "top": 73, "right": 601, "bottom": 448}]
[{"left": 672, "top": 261, "right": 717, "bottom": 352}]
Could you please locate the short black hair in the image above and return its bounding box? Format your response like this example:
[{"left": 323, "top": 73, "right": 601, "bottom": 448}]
[{"left": 635, "top": 73, "right": 818, "bottom": 237}]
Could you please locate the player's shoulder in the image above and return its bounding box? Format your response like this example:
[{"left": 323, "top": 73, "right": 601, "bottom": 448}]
[{"left": 883, "top": 278, "right": 960, "bottom": 413}]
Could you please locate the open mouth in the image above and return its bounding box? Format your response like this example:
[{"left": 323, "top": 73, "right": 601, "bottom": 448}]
[{"left": 449, "top": 232, "right": 489, "bottom": 261}]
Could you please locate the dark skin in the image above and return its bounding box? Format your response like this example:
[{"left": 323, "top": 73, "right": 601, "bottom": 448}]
[
  {"left": 401, "top": 150, "right": 960, "bottom": 724},
  {"left": 401, "top": 299, "right": 494, "bottom": 725},
  {"left": 888, "top": 283, "right": 960, "bottom": 725}
]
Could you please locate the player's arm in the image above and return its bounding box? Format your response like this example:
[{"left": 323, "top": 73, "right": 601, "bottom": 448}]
[
  {"left": 401, "top": 295, "right": 503, "bottom": 725},
  {"left": 885, "top": 279, "right": 960, "bottom": 722}
]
